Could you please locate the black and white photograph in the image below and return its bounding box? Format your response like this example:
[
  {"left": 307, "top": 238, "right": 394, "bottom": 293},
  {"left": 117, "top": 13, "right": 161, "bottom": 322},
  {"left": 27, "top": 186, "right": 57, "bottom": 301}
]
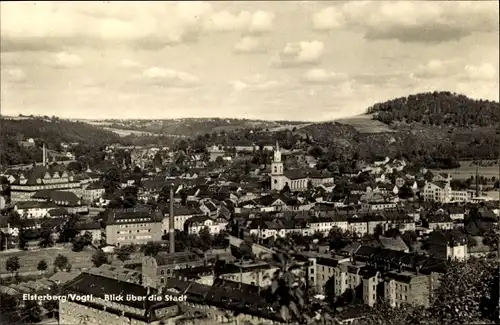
[{"left": 0, "top": 1, "right": 499, "bottom": 324}]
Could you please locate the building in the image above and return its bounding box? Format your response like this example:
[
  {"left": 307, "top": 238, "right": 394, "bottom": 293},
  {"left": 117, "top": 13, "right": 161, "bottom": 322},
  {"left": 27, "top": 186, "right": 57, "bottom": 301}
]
[
  {"left": 83, "top": 182, "right": 106, "bottom": 203},
  {"left": 104, "top": 208, "right": 163, "bottom": 246},
  {"left": 60, "top": 270, "right": 180, "bottom": 325},
  {"left": 332, "top": 246, "right": 446, "bottom": 309},
  {"left": 422, "top": 181, "right": 470, "bottom": 203},
  {"left": 427, "top": 230, "right": 468, "bottom": 261},
  {"left": 184, "top": 215, "right": 227, "bottom": 235},
  {"left": 270, "top": 142, "right": 333, "bottom": 192},
  {"left": 161, "top": 205, "right": 202, "bottom": 236},
  {"left": 10, "top": 145, "right": 84, "bottom": 203},
  {"left": 207, "top": 145, "right": 225, "bottom": 162},
  {"left": 14, "top": 201, "right": 58, "bottom": 219},
  {"left": 142, "top": 252, "right": 206, "bottom": 288}
]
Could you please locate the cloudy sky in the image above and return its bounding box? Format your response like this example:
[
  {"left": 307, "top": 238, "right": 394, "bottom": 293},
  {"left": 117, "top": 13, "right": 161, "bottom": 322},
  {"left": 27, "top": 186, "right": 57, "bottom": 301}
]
[{"left": 1, "top": 1, "right": 498, "bottom": 121}]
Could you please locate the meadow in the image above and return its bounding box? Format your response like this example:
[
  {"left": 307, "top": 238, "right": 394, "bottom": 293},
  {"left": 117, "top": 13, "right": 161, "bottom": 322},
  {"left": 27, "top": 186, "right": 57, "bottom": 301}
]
[{"left": 0, "top": 246, "right": 95, "bottom": 274}]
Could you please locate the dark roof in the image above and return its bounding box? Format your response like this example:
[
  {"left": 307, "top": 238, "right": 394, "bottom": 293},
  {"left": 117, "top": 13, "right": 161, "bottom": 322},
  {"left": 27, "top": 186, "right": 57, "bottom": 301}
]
[
  {"left": 33, "top": 190, "right": 80, "bottom": 205},
  {"left": 105, "top": 208, "right": 162, "bottom": 225},
  {"left": 153, "top": 252, "right": 203, "bottom": 266},
  {"left": 165, "top": 278, "right": 284, "bottom": 322},
  {"left": 64, "top": 272, "right": 155, "bottom": 309}
]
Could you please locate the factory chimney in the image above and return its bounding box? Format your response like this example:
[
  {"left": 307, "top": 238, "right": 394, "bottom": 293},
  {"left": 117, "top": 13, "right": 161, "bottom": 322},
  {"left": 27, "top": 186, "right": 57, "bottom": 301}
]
[
  {"left": 42, "top": 143, "right": 47, "bottom": 166},
  {"left": 169, "top": 185, "right": 175, "bottom": 254}
]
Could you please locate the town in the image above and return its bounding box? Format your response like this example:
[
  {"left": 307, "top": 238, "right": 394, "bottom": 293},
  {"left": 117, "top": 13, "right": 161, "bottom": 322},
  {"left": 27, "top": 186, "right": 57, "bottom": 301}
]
[
  {"left": 1, "top": 1, "right": 499, "bottom": 325},
  {"left": 0, "top": 128, "right": 498, "bottom": 325}
]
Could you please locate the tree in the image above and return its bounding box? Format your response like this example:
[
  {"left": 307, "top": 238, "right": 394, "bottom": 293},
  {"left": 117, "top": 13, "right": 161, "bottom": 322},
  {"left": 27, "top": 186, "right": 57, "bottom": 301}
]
[
  {"left": 116, "top": 245, "right": 135, "bottom": 262},
  {"left": 281, "top": 182, "right": 291, "bottom": 194},
  {"left": 53, "top": 254, "right": 70, "bottom": 271},
  {"left": 21, "top": 299, "right": 42, "bottom": 323},
  {"left": 91, "top": 250, "right": 109, "bottom": 268},
  {"left": 72, "top": 234, "right": 91, "bottom": 252},
  {"left": 102, "top": 167, "right": 121, "bottom": 194},
  {"left": 37, "top": 260, "right": 48, "bottom": 271},
  {"left": 39, "top": 229, "right": 54, "bottom": 248},
  {"left": 198, "top": 227, "right": 213, "bottom": 252},
  {"left": 428, "top": 258, "right": 498, "bottom": 324},
  {"left": 262, "top": 250, "right": 311, "bottom": 324},
  {"left": 5, "top": 256, "right": 20, "bottom": 274},
  {"left": 143, "top": 242, "right": 161, "bottom": 257},
  {"left": 373, "top": 224, "right": 384, "bottom": 239}
]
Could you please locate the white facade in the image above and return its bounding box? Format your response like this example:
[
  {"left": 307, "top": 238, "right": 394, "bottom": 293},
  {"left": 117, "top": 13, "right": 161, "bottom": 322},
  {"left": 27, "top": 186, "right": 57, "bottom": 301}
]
[{"left": 270, "top": 143, "right": 286, "bottom": 191}]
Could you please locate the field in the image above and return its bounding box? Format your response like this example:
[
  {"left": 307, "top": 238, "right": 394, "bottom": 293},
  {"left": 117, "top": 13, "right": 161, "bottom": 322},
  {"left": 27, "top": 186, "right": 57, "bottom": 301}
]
[
  {"left": 0, "top": 246, "right": 95, "bottom": 274},
  {"left": 431, "top": 160, "right": 499, "bottom": 180},
  {"left": 335, "top": 114, "right": 395, "bottom": 133},
  {"left": 102, "top": 127, "right": 160, "bottom": 137}
]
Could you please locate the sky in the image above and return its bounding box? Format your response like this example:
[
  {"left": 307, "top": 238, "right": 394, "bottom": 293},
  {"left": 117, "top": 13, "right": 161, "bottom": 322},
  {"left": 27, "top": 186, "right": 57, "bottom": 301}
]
[{"left": 1, "top": 1, "right": 499, "bottom": 121}]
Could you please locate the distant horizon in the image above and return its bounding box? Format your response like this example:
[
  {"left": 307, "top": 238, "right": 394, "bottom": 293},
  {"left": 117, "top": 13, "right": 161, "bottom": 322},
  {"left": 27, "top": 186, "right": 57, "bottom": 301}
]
[
  {"left": 2, "top": 89, "right": 499, "bottom": 122},
  {"left": 1, "top": 2, "right": 498, "bottom": 120}
]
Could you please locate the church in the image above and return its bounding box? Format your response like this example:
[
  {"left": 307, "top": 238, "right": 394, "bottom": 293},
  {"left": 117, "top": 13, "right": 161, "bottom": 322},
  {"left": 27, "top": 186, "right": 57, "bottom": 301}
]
[{"left": 270, "top": 142, "right": 334, "bottom": 192}]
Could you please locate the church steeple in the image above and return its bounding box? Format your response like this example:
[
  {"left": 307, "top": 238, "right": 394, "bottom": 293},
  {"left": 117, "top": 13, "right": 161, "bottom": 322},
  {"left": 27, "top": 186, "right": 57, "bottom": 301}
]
[{"left": 273, "top": 141, "right": 282, "bottom": 163}]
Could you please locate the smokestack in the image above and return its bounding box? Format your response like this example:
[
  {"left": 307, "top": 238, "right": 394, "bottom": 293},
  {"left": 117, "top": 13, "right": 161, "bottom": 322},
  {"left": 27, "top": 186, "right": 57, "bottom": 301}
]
[
  {"left": 475, "top": 162, "right": 479, "bottom": 197},
  {"left": 169, "top": 185, "right": 175, "bottom": 254},
  {"left": 42, "top": 143, "right": 46, "bottom": 166}
]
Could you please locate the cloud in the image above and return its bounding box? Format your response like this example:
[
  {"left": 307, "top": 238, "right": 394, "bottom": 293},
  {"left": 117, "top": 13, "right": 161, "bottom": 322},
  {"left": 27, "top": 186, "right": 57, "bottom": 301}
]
[
  {"left": 312, "top": 2, "right": 498, "bottom": 43},
  {"left": 411, "top": 59, "right": 457, "bottom": 79},
  {"left": 52, "top": 52, "right": 83, "bottom": 68},
  {"left": 271, "top": 41, "right": 324, "bottom": 68},
  {"left": 230, "top": 74, "right": 285, "bottom": 92},
  {"left": 120, "top": 59, "right": 141, "bottom": 68},
  {"left": 141, "top": 67, "right": 200, "bottom": 88},
  {"left": 204, "top": 10, "right": 275, "bottom": 34},
  {"left": 464, "top": 63, "right": 497, "bottom": 81},
  {"left": 302, "top": 68, "right": 348, "bottom": 84},
  {"left": 2, "top": 68, "right": 26, "bottom": 83},
  {"left": 412, "top": 60, "right": 498, "bottom": 83},
  {"left": 234, "top": 36, "right": 263, "bottom": 53},
  {"left": 312, "top": 6, "right": 345, "bottom": 31},
  {"left": 0, "top": 2, "right": 271, "bottom": 51}
]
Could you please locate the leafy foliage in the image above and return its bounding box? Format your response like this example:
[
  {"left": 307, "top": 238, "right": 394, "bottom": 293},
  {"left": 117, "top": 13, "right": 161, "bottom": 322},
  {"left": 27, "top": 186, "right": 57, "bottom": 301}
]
[
  {"left": 53, "top": 254, "right": 70, "bottom": 271},
  {"left": 366, "top": 91, "right": 500, "bottom": 127},
  {"left": 0, "top": 117, "right": 122, "bottom": 165},
  {"left": 5, "top": 256, "right": 20, "bottom": 274},
  {"left": 91, "top": 250, "right": 109, "bottom": 268},
  {"left": 37, "top": 260, "right": 48, "bottom": 271}
]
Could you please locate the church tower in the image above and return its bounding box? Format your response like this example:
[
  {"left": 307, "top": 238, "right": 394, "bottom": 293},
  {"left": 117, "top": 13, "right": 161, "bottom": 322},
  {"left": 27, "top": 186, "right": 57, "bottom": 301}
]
[{"left": 271, "top": 141, "right": 285, "bottom": 191}]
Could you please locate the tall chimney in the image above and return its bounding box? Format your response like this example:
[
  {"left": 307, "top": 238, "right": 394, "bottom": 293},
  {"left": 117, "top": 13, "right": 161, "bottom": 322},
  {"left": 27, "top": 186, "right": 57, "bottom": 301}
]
[
  {"left": 42, "top": 143, "right": 46, "bottom": 166},
  {"left": 169, "top": 185, "right": 175, "bottom": 254}
]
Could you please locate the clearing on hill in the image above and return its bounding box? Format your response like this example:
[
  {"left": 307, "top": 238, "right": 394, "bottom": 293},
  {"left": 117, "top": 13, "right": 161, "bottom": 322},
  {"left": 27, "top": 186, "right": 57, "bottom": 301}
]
[{"left": 335, "top": 114, "right": 395, "bottom": 133}]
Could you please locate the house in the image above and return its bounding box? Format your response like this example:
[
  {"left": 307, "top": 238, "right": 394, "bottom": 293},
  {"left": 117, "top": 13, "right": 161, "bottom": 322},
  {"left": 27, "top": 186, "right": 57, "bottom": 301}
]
[
  {"left": 161, "top": 205, "right": 202, "bottom": 235},
  {"left": 426, "top": 230, "right": 468, "bottom": 261},
  {"left": 104, "top": 208, "right": 163, "bottom": 246},
  {"left": 184, "top": 215, "right": 227, "bottom": 235},
  {"left": 422, "top": 181, "right": 470, "bottom": 203},
  {"left": 199, "top": 200, "right": 218, "bottom": 216},
  {"left": 83, "top": 182, "right": 106, "bottom": 203},
  {"left": 424, "top": 210, "right": 454, "bottom": 230},
  {"left": 14, "top": 201, "right": 58, "bottom": 219},
  {"left": 307, "top": 215, "right": 348, "bottom": 235},
  {"left": 74, "top": 221, "right": 102, "bottom": 245}
]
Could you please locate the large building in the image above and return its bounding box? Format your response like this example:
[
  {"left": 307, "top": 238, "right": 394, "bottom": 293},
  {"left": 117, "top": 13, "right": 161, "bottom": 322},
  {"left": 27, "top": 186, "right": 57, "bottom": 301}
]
[
  {"left": 270, "top": 142, "right": 334, "bottom": 192},
  {"left": 9, "top": 145, "right": 86, "bottom": 203},
  {"left": 142, "top": 252, "right": 207, "bottom": 288},
  {"left": 104, "top": 208, "right": 163, "bottom": 246},
  {"left": 60, "top": 268, "right": 180, "bottom": 325},
  {"left": 422, "top": 180, "right": 471, "bottom": 203}
]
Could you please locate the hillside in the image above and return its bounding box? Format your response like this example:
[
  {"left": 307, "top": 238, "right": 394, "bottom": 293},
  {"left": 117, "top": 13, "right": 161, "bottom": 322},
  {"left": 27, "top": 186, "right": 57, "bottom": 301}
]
[
  {"left": 292, "top": 92, "right": 499, "bottom": 167},
  {"left": 0, "top": 117, "right": 123, "bottom": 165},
  {"left": 85, "top": 118, "right": 307, "bottom": 137},
  {"left": 366, "top": 91, "right": 500, "bottom": 127}
]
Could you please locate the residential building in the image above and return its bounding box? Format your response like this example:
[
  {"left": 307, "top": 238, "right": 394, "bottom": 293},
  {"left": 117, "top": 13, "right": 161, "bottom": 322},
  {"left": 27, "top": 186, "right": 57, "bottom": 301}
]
[
  {"left": 142, "top": 252, "right": 206, "bottom": 288},
  {"left": 104, "top": 208, "right": 163, "bottom": 246},
  {"left": 60, "top": 271, "right": 180, "bottom": 325},
  {"left": 184, "top": 215, "right": 227, "bottom": 235}
]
